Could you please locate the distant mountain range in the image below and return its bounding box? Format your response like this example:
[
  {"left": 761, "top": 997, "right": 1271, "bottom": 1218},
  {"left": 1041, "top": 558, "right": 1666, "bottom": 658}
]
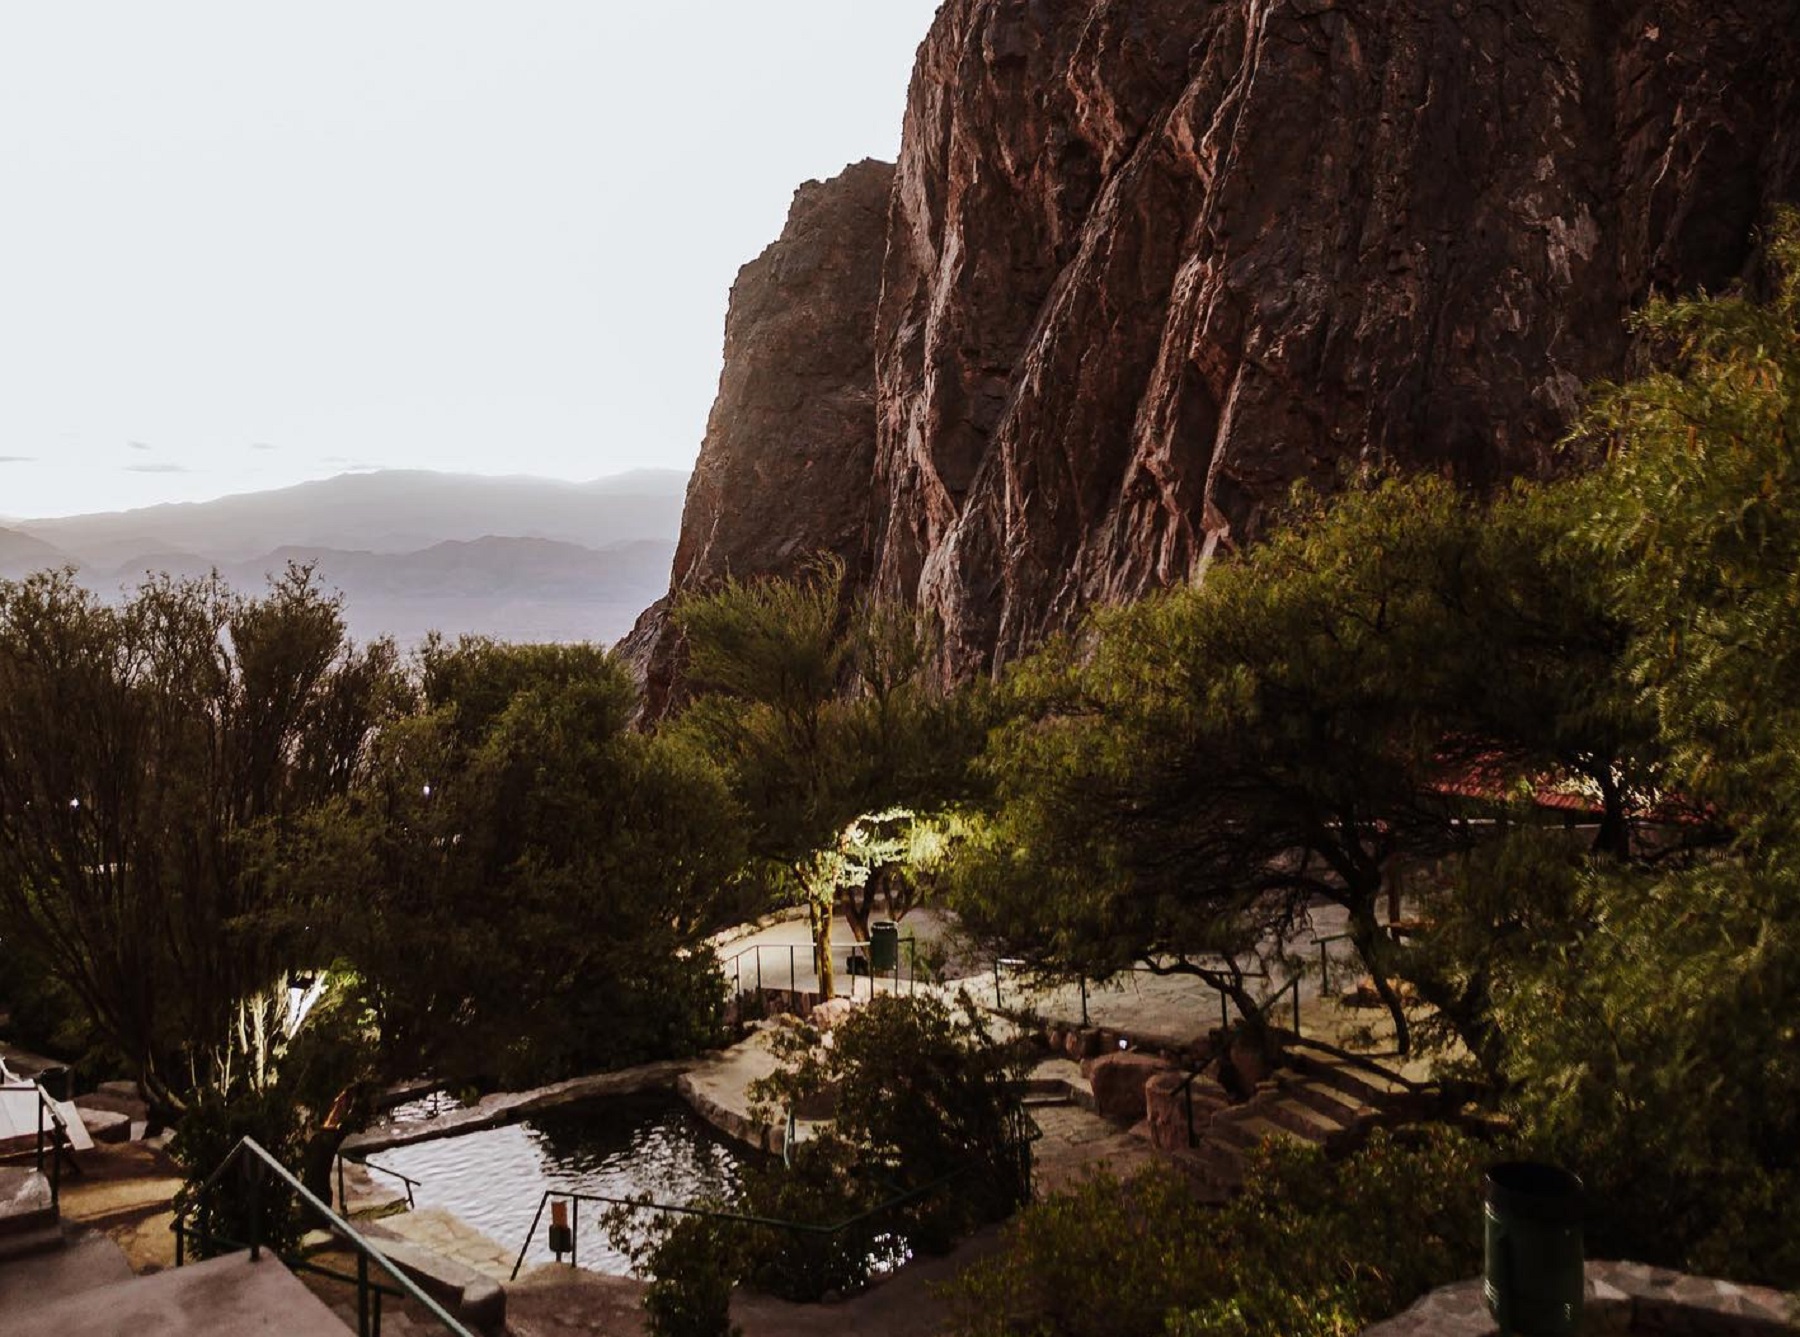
[{"left": 0, "top": 469, "right": 687, "bottom": 649}]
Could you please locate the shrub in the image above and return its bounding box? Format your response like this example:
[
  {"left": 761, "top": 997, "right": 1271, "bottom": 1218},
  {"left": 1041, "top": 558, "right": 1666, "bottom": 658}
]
[
  {"left": 942, "top": 1127, "right": 1489, "bottom": 1337},
  {"left": 641, "top": 1214, "right": 743, "bottom": 1337}
]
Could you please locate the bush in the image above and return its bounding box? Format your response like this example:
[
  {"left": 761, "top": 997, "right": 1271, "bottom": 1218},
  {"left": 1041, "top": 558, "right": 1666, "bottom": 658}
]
[
  {"left": 623, "top": 993, "right": 1033, "bottom": 1318},
  {"left": 753, "top": 991, "right": 1033, "bottom": 1241},
  {"left": 942, "top": 1127, "right": 1489, "bottom": 1337},
  {"left": 168, "top": 1085, "right": 314, "bottom": 1259},
  {"left": 642, "top": 1214, "right": 743, "bottom": 1337},
  {"left": 168, "top": 983, "right": 374, "bottom": 1258},
  {"left": 736, "top": 1139, "right": 885, "bottom": 1302},
  {"left": 1496, "top": 857, "right": 1800, "bottom": 1284}
]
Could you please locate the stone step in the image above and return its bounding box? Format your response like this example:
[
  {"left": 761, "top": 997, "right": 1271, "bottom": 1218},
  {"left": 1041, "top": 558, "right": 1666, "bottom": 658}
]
[
  {"left": 74, "top": 1088, "right": 150, "bottom": 1122},
  {"left": 0, "top": 1167, "right": 57, "bottom": 1239},
  {"left": 1019, "top": 1059, "right": 1094, "bottom": 1112},
  {"left": 1255, "top": 1095, "right": 1346, "bottom": 1144},
  {"left": 0, "top": 1221, "right": 66, "bottom": 1262},
  {"left": 1186, "top": 1135, "right": 1247, "bottom": 1189},
  {"left": 8, "top": 1250, "right": 354, "bottom": 1337},
  {"left": 1285, "top": 1048, "right": 1413, "bottom": 1108},
  {"left": 361, "top": 1230, "right": 507, "bottom": 1336},
  {"left": 1210, "top": 1114, "right": 1314, "bottom": 1153},
  {"left": 74, "top": 1107, "right": 132, "bottom": 1144},
  {"left": 0, "top": 1229, "right": 132, "bottom": 1312},
  {"left": 1283, "top": 1074, "right": 1375, "bottom": 1125}
]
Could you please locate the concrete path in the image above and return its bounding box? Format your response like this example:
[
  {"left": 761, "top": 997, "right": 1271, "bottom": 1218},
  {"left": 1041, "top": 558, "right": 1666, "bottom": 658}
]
[
  {"left": 716, "top": 908, "right": 967, "bottom": 1003},
  {"left": 1027, "top": 1102, "right": 1160, "bottom": 1197},
  {"left": 8, "top": 1250, "right": 350, "bottom": 1336},
  {"left": 941, "top": 900, "right": 1382, "bottom": 1048},
  {"left": 0, "top": 1230, "right": 134, "bottom": 1314}
]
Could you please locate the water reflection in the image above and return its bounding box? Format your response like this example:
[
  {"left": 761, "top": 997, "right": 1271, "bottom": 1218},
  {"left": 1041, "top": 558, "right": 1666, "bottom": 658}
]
[{"left": 375, "top": 1094, "right": 749, "bottom": 1275}]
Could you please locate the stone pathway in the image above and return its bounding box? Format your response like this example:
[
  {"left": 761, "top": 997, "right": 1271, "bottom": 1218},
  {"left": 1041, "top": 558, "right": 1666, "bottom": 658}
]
[
  {"left": 366, "top": 1206, "right": 518, "bottom": 1283},
  {"left": 1027, "top": 1102, "right": 1160, "bottom": 1196},
  {"left": 58, "top": 1141, "right": 185, "bottom": 1233}
]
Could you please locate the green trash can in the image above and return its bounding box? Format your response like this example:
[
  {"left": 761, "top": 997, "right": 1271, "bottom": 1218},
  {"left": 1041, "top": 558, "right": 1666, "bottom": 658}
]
[
  {"left": 870, "top": 920, "right": 900, "bottom": 973},
  {"left": 1484, "top": 1161, "right": 1584, "bottom": 1336}
]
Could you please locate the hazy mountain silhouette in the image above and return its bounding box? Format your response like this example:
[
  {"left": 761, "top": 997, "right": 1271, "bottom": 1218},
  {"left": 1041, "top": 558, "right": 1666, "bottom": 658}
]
[
  {"left": 2, "top": 471, "right": 686, "bottom": 648},
  {"left": 0, "top": 526, "right": 73, "bottom": 579},
  {"left": 14, "top": 469, "right": 688, "bottom": 563}
]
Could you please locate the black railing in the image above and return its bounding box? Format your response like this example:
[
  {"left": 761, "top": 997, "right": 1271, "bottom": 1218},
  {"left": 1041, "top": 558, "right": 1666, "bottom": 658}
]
[
  {"left": 1314, "top": 930, "right": 1353, "bottom": 996},
  {"left": 1, "top": 1080, "right": 76, "bottom": 1209},
  {"left": 335, "top": 1151, "right": 422, "bottom": 1214},
  {"left": 172, "top": 1136, "right": 474, "bottom": 1337},
  {"left": 725, "top": 936, "right": 920, "bottom": 1009},
  {"left": 508, "top": 1162, "right": 983, "bottom": 1282}
]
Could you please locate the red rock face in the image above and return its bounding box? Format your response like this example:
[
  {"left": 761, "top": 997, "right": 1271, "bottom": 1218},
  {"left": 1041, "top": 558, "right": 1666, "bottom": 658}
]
[
  {"left": 619, "top": 159, "right": 894, "bottom": 714},
  {"left": 635, "top": 0, "right": 1800, "bottom": 691}
]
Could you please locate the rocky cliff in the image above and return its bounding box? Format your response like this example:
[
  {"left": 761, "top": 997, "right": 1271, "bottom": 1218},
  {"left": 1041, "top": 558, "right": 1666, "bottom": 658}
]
[
  {"left": 630, "top": 0, "right": 1800, "bottom": 691},
  {"left": 620, "top": 158, "right": 893, "bottom": 713}
]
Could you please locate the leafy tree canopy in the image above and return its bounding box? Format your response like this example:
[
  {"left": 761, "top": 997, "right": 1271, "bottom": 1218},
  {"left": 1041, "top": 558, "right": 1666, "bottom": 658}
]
[
  {"left": 0, "top": 565, "right": 398, "bottom": 1110},
  {"left": 1576, "top": 205, "right": 1800, "bottom": 846},
  {"left": 282, "top": 637, "right": 744, "bottom": 1088}
]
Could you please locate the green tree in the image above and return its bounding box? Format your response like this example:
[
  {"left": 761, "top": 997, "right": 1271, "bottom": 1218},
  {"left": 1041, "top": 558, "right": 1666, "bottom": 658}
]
[
  {"left": 622, "top": 993, "right": 1030, "bottom": 1317},
  {"left": 955, "top": 480, "right": 1487, "bottom": 1050},
  {"left": 1576, "top": 206, "right": 1800, "bottom": 847},
  {"left": 1493, "top": 855, "right": 1800, "bottom": 1283},
  {"left": 0, "top": 566, "right": 398, "bottom": 1113},
  {"left": 672, "top": 559, "right": 982, "bottom": 999},
  {"left": 1446, "top": 478, "right": 1667, "bottom": 858},
  {"left": 286, "top": 638, "right": 743, "bottom": 1088},
  {"left": 955, "top": 471, "right": 1661, "bottom": 1055},
  {"left": 751, "top": 992, "right": 1032, "bottom": 1249}
]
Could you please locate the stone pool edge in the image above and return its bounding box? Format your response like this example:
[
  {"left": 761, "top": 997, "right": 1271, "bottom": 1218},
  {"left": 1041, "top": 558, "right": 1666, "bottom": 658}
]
[
  {"left": 341, "top": 1058, "right": 700, "bottom": 1157},
  {"left": 339, "top": 1042, "right": 802, "bottom": 1160}
]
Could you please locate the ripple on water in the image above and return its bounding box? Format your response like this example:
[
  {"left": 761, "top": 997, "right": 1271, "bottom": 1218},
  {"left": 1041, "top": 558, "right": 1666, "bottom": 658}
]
[{"left": 371, "top": 1093, "right": 749, "bottom": 1276}]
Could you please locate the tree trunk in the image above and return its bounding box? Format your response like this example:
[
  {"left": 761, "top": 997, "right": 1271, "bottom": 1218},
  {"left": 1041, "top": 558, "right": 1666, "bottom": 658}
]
[
  {"left": 1349, "top": 904, "right": 1411, "bottom": 1055},
  {"left": 840, "top": 891, "right": 873, "bottom": 952},
  {"left": 812, "top": 896, "right": 835, "bottom": 1001},
  {"left": 1593, "top": 770, "right": 1631, "bottom": 860}
]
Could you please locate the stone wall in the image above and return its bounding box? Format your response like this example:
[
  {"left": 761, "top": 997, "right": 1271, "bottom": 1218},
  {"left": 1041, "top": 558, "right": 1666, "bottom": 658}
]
[{"left": 1363, "top": 1260, "right": 1796, "bottom": 1335}]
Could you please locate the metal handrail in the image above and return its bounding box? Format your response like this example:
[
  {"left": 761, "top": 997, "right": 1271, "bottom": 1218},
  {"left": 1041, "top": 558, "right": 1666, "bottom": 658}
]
[
  {"left": 1262, "top": 974, "right": 1302, "bottom": 1035},
  {"left": 1, "top": 1080, "right": 75, "bottom": 1208},
  {"left": 1312, "top": 930, "right": 1353, "bottom": 995},
  {"left": 172, "top": 1136, "right": 475, "bottom": 1337},
  {"left": 508, "top": 1162, "right": 975, "bottom": 1281},
  {"left": 335, "top": 1151, "right": 421, "bottom": 1212},
  {"left": 727, "top": 935, "right": 919, "bottom": 1007}
]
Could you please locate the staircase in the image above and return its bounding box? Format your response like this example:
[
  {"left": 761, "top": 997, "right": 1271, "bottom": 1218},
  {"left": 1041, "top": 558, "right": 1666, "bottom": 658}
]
[
  {"left": 1161, "top": 1038, "right": 1432, "bottom": 1194},
  {"left": 0, "top": 1163, "right": 351, "bottom": 1334}
]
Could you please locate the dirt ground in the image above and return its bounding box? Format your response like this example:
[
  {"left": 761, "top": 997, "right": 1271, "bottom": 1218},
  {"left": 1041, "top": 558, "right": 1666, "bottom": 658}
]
[{"left": 56, "top": 1140, "right": 184, "bottom": 1273}]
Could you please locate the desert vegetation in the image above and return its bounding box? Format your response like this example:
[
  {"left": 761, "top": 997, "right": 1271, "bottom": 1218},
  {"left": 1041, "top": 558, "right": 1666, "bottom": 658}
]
[{"left": 1, "top": 213, "right": 1796, "bottom": 1332}]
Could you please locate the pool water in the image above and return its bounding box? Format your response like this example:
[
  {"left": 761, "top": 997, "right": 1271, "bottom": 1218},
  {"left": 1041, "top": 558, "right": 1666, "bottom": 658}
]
[{"left": 372, "top": 1093, "right": 750, "bottom": 1276}]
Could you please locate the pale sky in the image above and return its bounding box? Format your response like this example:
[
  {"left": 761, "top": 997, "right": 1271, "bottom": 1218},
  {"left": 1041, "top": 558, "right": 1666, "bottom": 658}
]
[{"left": 0, "top": 2, "right": 941, "bottom": 519}]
